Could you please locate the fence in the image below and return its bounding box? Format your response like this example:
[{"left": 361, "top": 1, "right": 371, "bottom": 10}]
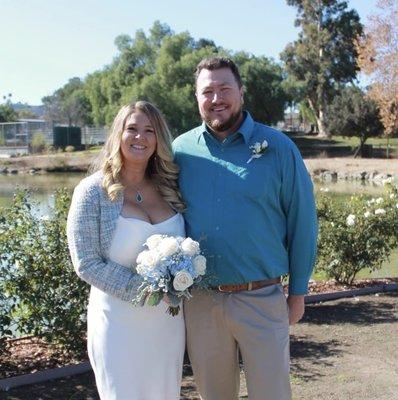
[{"left": 0, "top": 122, "right": 108, "bottom": 156}]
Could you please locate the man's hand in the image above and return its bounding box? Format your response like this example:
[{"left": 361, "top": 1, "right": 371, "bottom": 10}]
[{"left": 287, "top": 294, "right": 305, "bottom": 325}]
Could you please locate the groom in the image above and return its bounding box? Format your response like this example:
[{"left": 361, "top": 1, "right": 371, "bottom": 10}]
[{"left": 173, "top": 57, "right": 317, "bottom": 400}]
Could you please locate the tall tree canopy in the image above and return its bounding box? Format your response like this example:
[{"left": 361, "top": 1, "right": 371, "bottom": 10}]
[
  {"left": 356, "top": 0, "right": 398, "bottom": 138},
  {"left": 44, "top": 21, "right": 288, "bottom": 135},
  {"left": 281, "top": 0, "right": 363, "bottom": 137}
]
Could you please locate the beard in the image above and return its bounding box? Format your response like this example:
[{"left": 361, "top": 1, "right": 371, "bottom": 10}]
[{"left": 202, "top": 107, "right": 243, "bottom": 133}]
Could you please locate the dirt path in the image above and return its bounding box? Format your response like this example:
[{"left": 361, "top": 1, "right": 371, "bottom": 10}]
[
  {"left": 304, "top": 157, "right": 398, "bottom": 176},
  {"left": 1, "top": 293, "right": 397, "bottom": 400}
]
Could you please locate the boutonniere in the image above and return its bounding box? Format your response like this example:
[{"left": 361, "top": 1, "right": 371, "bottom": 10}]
[{"left": 247, "top": 140, "right": 268, "bottom": 164}]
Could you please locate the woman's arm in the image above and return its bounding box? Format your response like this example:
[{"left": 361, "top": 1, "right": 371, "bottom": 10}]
[{"left": 67, "top": 179, "right": 142, "bottom": 302}]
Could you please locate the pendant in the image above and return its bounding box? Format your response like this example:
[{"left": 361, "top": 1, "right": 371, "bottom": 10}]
[{"left": 135, "top": 192, "right": 143, "bottom": 203}]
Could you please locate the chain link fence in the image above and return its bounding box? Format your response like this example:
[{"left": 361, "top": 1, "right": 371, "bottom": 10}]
[{"left": 0, "top": 122, "right": 108, "bottom": 156}]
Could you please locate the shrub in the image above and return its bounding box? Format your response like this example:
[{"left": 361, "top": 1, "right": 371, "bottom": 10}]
[
  {"left": 65, "top": 145, "right": 75, "bottom": 153},
  {"left": 30, "top": 132, "right": 46, "bottom": 153},
  {"left": 316, "top": 181, "right": 398, "bottom": 284},
  {"left": 0, "top": 189, "right": 89, "bottom": 355}
]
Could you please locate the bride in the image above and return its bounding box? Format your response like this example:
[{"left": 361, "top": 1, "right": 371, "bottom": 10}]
[{"left": 67, "top": 101, "right": 186, "bottom": 399}]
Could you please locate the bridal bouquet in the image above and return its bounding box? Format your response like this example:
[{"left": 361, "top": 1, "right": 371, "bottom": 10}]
[{"left": 133, "top": 234, "right": 207, "bottom": 316}]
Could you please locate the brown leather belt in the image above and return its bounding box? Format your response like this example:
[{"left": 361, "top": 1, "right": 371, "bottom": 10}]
[{"left": 214, "top": 277, "right": 281, "bottom": 293}]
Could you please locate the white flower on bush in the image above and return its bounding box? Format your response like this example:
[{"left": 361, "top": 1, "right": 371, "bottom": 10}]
[
  {"left": 346, "top": 214, "right": 356, "bottom": 226},
  {"left": 193, "top": 255, "right": 207, "bottom": 275},
  {"left": 136, "top": 250, "right": 159, "bottom": 271},
  {"left": 366, "top": 198, "right": 376, "bottom": 206},
  {"left": 158, "top": 237, "right": 179, "bottom": 257},
  {"left": 375, "top": 197, "right": 384, "bottom": 204},
  {"left": 145, "top": 234, "right": 163, "bottom": 250},
  {"left": 382, "top": 177, "right": 393, "bottom": 186},
  {"left": 364, "top": 211, "right": 371, "bottom": 218},
  {"left": 390, "top": 194, "right": 395, "bottom": 199},
  {"left": 173, "top": 270, "right": 194, "bottom": 291},
  {"left": 181, "top": 237, "right": 200, "bottom": 256},
  {"left": 375, "top": 208, "right": 386, "bottom": 215},
  {"left": 320, "top": 187, "right": 330, "bottom": 192},
  {"left": 396, "top": 203, "right": 398, "bottom": 209}
]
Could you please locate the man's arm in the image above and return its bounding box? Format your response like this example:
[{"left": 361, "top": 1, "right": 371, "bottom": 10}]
[{"left": 280, "top": 142, "right": 318, "bottom": 322}]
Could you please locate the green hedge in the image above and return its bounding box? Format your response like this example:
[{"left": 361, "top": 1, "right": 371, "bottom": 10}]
[
  {"left": 316, "top": 181, "right": 398, "bottom": 284},
  {"left": 0, "top": 189, "right": 89, "bottom": 355}
]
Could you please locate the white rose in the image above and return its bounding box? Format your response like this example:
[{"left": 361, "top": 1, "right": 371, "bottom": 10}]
[
  {"left": 193, "top": 255, "right": 207, "bottom": 275},
  {"left": 346, "top": 214, "right": 356, "bottom": 226},
  {"left": 375, "top": 197, "right": 384, "bottom": 204},
  {"left": 375, "top": 208, "right": 386, "bottom": 215},
  {"left": 253, "top": 142, "right": 262, "bottom": 153},
  {"left": 382, "top": 177, "right": 392, "bottom": 186},
  {"left": 145, "top": 234, "right": 163, "bottom": 250},
  {"left": 364, "top": 211, "right": 371, "bottom": 218},
  {"left": 158, "top": 237, "right": 179, "bottom": 257},
  {"left": 173, "top": 270, "right": 194, "bottom": 291},
  {"left": 181, "top": 237, "right": 200, "bottom": 256},
  {"left": 136, "top": 250, "right": 159, "bottom": 270}
]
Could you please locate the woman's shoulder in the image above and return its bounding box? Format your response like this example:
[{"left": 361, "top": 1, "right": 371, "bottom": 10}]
[{"left": 72, "top": 171, "right": 105, "bottom": 202}]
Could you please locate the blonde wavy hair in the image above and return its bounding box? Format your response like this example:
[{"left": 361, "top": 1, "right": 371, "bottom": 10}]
[{"left": 92, "top": 101, "right": 185, "bottom": 212}]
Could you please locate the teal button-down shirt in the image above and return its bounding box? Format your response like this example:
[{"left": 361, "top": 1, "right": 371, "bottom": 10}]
[{"left": 173, "top": 112, "right": 317, "bottom": 295}]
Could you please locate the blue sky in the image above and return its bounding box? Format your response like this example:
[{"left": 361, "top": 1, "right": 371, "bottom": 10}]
[{"left": 1, "top": 0, "right": 377, "bottom": 105}]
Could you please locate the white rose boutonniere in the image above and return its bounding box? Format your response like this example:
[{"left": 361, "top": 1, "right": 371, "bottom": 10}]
[{"left": 247, "top": 139, "right": 268, "bottom": 164}]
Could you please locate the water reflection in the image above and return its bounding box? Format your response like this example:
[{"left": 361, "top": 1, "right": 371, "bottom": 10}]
[
  {"left": 0, "top": 173, "right": 85, "bottom": 210},
  {"left": 0, "top": 173, "right": 388, "bottom": 207}
]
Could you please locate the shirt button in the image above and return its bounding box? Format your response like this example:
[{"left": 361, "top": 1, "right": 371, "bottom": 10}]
[
  {"left": 217, "top": 198, "right": 221, "bottom": 202},
  {"left": 221, "top": 148, "right": 224, "bottom": 152},
  {"left": 215, "top": 226, "right": 220, "bottom": 231},
  {"left": 218, "top": 255, "right": 222, "bottom": 259}
]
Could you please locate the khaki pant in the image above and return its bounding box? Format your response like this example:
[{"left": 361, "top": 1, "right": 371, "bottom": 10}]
[{"left": 184, "top": 284, "right": 291, "bottom": 400}]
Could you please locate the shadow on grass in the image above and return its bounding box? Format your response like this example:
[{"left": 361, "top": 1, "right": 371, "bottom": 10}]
[{"left": 301, "top": 292, "right": 398, "bottom": 326}]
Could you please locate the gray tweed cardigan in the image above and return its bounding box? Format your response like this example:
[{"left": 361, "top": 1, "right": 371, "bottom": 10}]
[{"left": 67, "top": 171, "right": 142, "bottom": 301}]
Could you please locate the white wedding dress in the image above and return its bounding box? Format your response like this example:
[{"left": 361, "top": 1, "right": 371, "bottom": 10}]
[{"left": 87, "top": 213, "right": 186, "bottom": 400}]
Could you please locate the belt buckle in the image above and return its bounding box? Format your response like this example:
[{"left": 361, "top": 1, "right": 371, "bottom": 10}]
[{"left": 217, "top": 285, "right": 230, "bottom": 293}]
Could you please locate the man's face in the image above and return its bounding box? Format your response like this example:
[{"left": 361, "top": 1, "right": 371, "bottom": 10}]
[{"left": 196, "top": 67, "right": 244, "bottom": 133}]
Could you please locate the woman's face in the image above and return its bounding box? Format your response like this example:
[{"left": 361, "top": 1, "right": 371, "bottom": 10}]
[{"left": 120, "top": 111, "right": 157, "bottom": 167}]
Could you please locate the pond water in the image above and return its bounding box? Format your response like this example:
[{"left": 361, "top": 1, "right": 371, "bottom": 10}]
[
  {"left": 0, "top": 173, "right": 396, "bottom": 279},
  {"left": 0, "top": 173, "right": 388, "bottom": 206}
]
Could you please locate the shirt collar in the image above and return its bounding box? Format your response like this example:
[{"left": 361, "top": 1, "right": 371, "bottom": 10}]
[{"left": 200, "top": 111, "right": 255, "bottom": 145}]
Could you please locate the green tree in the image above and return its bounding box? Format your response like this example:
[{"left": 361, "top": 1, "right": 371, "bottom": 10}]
[
  {"left": 0, "top": 103, "right": 17, "bottom": 122},
  {"left": 43, "top": 77, "right": 92, "bottom": 126},
  {"left": 281, "top": 0, "right": 363, "bottom": 137},
  {"left": 0, "top": 93, "right": 17, "bottom": 122},
  {"left": 237, "top": 53, "right": 287, "bottom": 125},
  {"left": 327, "top": 85, "right": 383, "bottom": 156}
]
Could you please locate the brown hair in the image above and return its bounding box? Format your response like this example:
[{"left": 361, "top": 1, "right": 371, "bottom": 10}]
[{"left": 194, "top": 57, "right": 243, "bottom": 88}]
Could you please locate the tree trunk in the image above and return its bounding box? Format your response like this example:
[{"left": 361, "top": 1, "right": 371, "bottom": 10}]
[
  {"left": 315, "top": 107, "right": 329, "bottom": 138},
  {"left": 308, "top": 97, "right": 329, "bottom": 138},
  {"left": 353, "top": 136, "right": 366, "bottom": 158}
]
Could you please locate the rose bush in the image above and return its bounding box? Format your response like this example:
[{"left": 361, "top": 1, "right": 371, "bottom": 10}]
[
  {"left": 316, "top": 182, "right": 398, "bottom": 284},
  {"left": 0, "top": 189, "right": 89, "bottom": 355}
]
